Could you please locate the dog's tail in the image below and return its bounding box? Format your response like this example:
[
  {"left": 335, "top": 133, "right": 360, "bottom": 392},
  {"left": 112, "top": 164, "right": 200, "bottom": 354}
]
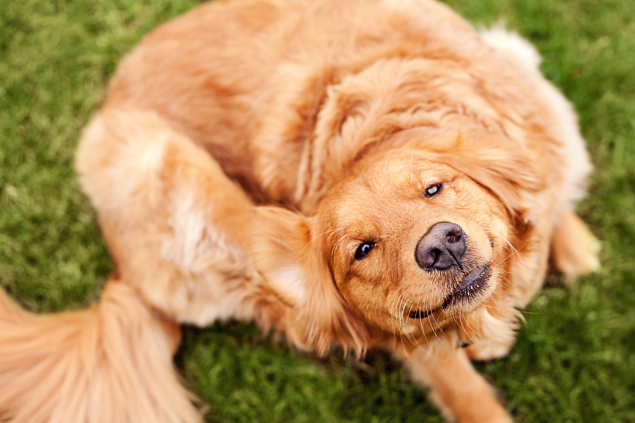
[{"left": 0, "top": 280, "right": 201, "bottom": 423}]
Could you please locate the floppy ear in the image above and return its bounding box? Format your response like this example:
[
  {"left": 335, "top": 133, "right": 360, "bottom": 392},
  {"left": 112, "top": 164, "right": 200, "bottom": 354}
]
[{"left": 250, "top": 207, "right": 369, "bottom": 356}]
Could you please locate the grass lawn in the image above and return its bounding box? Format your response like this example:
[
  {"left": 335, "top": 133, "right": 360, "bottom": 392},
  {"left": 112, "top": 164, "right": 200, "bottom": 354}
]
[{"left": 1, "top": 0, "right": 634, "bottom": 421}]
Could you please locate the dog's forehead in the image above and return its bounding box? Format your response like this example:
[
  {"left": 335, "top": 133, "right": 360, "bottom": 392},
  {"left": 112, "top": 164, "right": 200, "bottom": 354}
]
[
  {"left": 356, "top": 153, "right": 458, "bottom": 193},
  {"left": 323, "top": 155, "right": 458, "bottom": 230},
  {"left": 346, "top": 158, "right": 417, "bottom": 203}
]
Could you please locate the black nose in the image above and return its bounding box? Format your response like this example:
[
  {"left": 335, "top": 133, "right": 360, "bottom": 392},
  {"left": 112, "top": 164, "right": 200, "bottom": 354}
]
[{"left": 415, "top": 222, "right": 467, "bottom": 271}]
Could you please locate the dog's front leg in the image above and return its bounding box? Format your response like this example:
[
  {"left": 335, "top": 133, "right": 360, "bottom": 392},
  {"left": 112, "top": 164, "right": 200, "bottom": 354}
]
[{"left": 399, "top": 346, "right": 512, "bottom": 423}]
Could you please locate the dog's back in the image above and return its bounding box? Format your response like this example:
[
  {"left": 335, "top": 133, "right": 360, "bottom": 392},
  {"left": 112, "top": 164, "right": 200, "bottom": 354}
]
[
  {"left": 106, "top": 0, "right": 587, "bottom": 215},
  {"left": 0, "top": 1, "right": 598, "bottom": 422}
]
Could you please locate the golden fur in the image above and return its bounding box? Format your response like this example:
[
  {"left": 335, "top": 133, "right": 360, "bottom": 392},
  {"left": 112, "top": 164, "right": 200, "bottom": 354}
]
[{"left": 0, "top": 0, "right": 600, "bottom": 421}]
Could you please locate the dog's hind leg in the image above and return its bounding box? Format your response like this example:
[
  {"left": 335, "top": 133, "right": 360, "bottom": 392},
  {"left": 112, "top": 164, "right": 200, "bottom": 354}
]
[
  {"left": 551, "top": 210, "right": 600, "bottom": 280},
  {"left": 0, "top": 107, "right": 274, "bottom": 423},
  {"left": 0, "top": 108, "right": 267, "bottom": 422},
  {"left": 0, "top": 108, "right": 228, "bottom": 422},
  {"left": 76, "top": 108, "right": 261, "bottom": 325}
]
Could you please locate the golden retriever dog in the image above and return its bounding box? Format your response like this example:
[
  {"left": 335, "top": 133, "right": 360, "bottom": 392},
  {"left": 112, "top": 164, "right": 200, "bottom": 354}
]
[{"left": 0, "top": 0, "right": 600, "bottom": 421}]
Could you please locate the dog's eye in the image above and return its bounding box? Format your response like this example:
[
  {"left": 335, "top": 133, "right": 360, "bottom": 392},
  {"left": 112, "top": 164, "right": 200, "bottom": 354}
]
[
  {"left": 354, "top": 242, "right": 376, "bottom": 260},
  {"left": 425, "top": 183, "right": 443, "bottom": 198}
]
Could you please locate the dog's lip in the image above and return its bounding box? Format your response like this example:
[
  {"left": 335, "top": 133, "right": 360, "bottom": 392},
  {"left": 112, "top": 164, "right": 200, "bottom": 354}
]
[
  {"left": 408, "top": 309, "right": 434, "bottom": 319},
  {"left": 407, "top": 265, "right": 491, "bottom": 319},
  {"left": 452, "top": 266, "right": 488, "bottom": 296},
  {"left": 442, "top": 265, "right": 491, "bottom": 310}
]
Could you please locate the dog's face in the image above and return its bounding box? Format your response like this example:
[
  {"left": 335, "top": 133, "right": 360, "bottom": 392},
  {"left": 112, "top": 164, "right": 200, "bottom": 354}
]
[
  {"left": 256, "top": 134, "right": 536, "bottom": 350},
  {"left": 312, "top": 148, "right": 512, "bottom": 337}
]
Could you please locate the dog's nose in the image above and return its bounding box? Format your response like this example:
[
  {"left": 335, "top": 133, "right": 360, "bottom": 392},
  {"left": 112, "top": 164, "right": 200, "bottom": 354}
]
[{"left": 415, "top": 222, "right": 466, "bottom": 271}]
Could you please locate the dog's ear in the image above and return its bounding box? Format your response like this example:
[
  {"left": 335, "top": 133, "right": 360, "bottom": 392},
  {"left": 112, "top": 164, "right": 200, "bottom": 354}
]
[{"left": 251, "top": 207, "right": 369, "bottom": 356}]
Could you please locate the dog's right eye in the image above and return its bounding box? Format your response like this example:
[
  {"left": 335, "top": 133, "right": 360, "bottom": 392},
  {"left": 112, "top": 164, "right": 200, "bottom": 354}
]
[
  {"left": 354, "top": 242, "right": 376, "bottom": 260},
  {"left": 425, "top": 183, "right": 443, "bottom": 198}
]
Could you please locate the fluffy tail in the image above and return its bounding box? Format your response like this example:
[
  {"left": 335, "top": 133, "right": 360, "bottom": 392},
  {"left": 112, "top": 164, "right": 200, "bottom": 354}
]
[{"left": 0, "top": 281, "right": 201, "bottom": 423}]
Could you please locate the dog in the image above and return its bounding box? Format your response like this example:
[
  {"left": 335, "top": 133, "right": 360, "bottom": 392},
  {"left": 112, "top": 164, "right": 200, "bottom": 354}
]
[{"left": 0, "top": 0, "right": 600, "bottom": 421}]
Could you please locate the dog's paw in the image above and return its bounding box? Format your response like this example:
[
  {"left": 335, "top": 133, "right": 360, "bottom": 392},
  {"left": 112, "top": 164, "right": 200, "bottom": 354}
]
[
  {"left": 464, "top": 338, "right": 514, "bottom": 362},
  {"left": 551, "top": 210, "right": 601, "bottom": 281}
]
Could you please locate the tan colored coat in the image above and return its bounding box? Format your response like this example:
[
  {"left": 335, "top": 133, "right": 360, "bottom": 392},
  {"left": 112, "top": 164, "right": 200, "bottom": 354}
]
[{"left": 0, "top": 1, "right": 599, "bottom": 422}]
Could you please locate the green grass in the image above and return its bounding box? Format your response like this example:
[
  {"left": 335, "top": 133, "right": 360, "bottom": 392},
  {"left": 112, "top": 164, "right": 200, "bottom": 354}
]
[{"left": 1, "top": 0, "right": 634, "bottom": 421}]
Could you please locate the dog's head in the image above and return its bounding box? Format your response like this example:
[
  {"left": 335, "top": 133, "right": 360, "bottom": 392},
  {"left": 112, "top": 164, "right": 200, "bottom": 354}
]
[
  {"left": 252, "top": 58, "right": 546, "bottom": 353},
  {"left": 254, "top": 131, "right": 540, "bottom": 354}
]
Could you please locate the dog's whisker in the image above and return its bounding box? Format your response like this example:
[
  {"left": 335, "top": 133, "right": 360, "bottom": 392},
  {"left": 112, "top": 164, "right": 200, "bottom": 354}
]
[
  {"left": 331, "top": 234, "right": 350, "bottom": 259},
  {"left": 426, "top": 305, "right": 445, "bottom": 344},
  {"left": 455, "top": 315, "right": 480, "bottom": 348},
  {"left": 483, "top": 226, "right": 528, "bottom": 268},
  {"left": 294, "top": 227, "right": 344, "bottom": 259},
  {"left": 491, "top": 245, "right": 523, "bottom": 271}
]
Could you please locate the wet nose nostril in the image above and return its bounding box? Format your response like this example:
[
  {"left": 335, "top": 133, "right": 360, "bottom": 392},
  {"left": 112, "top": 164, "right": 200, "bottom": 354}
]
[
  {"left": 415, "top": 222, "right": 467, "bottom": 271},
  {"left": 446, "top": 228, "right": 462, "bottom": 244},
  {"left": 419, "top": 248, "right": 440, "bottom": 268},
  {"left": 432, "top": 249, "right": 439, "bottom": 261}
]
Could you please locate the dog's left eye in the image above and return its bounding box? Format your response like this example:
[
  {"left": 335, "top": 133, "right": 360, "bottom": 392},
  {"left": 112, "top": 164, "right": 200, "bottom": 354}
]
[
  {"left": 425, "top": 183, "right": 443, "bottom": 198},
  {"left": 354, "top": 242, "right": 376, "bottom": 260}
]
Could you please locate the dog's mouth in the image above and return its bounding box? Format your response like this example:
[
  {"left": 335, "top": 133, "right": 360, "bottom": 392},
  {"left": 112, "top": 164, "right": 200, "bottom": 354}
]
[{"left": 408, "top": 265, "right": 492, "bottom": 319}]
